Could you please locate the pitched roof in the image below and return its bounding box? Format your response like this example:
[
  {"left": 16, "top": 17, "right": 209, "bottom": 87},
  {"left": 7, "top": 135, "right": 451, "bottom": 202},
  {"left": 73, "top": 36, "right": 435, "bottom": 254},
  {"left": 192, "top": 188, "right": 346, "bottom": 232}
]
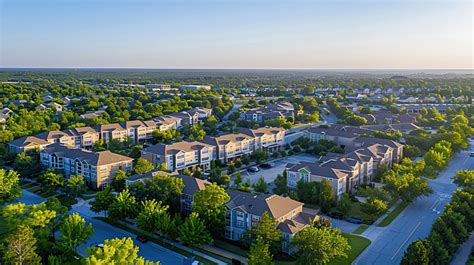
[
  {"left": 239, "top": 127, "right": 285, "bottom": 137},
  {"left": 143, "top": 140, "right": 214, "bottom": 155},
  {"left": 9, "top": 136, "right": 50, "bottom": 147},
  {"left": 226, "top": 190, "right": 303, "bottom": 219},
  {"left": 287, "top": 161, "right": 348, "bottom": 179},
  {"left": 42, "top": 143, "right": 133, "bottom": 166},
  {"left": 306, "top": 127, "right": 357, "bottom": 138}
]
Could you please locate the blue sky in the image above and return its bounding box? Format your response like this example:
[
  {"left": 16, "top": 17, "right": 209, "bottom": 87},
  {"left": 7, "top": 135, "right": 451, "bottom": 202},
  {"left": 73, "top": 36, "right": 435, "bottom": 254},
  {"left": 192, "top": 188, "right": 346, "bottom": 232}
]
[{"left": 1, "top": 0, "right": 472, "bottom": 69}]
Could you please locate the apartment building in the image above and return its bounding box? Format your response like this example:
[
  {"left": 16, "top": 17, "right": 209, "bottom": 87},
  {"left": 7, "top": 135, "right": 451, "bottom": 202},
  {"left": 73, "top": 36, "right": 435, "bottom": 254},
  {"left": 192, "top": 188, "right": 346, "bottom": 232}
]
[
  {"left": 125, "top": 170, "right": 210, "bottom": 214},
  {"left": 305, "top": 127, "right": 358, "bottom": 147},
  {"left": 286, "top": 162, "right": 349, "bottom": 198},
  {"left": 224, "top": 190, "right": 315, "bottom": 254},
  {"left": 141, "top": 141, "right": 217, "bottom": 172},
  {"left": 180, "top": 85, "right": 211, "bottom": 90},
  {"left": 8, "top": 136, "right": 51, "bottom": 153},
  {"left": 353, "top": 137, "right": 403, "bottom": 164},
  {"left": 40, "top": 143, "right": 133, "bottom": 189},
  {"left": 8, "top": 107, "right": 212, "bottom": 153},
  {"left": 239, "top": 102, "right": 297, "bottom": 123}
]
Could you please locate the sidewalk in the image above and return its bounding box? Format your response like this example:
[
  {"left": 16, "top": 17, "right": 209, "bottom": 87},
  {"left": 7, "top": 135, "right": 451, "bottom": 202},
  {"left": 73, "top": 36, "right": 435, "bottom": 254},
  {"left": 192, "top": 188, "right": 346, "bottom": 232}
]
[
  {"left": 201, "top": 244, "right": 247, "bottom": 264},
  {"left": 372, "top": 199, "right": 401, "bottom": 226},
  {"left": 450, "top": 232, "right": 474, "bottom": 265}
]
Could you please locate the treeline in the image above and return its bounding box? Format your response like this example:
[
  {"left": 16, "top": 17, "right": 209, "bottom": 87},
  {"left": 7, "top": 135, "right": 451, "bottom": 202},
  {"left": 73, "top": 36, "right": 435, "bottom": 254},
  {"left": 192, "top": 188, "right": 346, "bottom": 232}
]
[
  {"left": 401, "top": 170, "right": 474, "bottom": 265},
  {"left": 326, "top": 97, "right": 368, "bottom": 125}
]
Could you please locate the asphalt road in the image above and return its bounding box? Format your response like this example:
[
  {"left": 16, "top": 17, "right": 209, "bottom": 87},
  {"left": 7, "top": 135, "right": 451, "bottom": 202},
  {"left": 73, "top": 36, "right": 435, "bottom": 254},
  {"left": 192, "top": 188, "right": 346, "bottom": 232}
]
[
  {"left": 18, "top": 189, "right": 46, "bottom": 205},
  {"left": 72, "top": 201, "right": 185, "bottom": 265},
  {"left": 354, "top": 141, "right": 474, "bottom": 265}
]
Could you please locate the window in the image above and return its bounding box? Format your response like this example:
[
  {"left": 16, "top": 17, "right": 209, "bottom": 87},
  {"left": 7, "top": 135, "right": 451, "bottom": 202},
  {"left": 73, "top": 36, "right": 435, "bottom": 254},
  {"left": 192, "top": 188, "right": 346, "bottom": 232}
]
[{"left": 236, "top": 220, "right": 244, "bottom": 228}]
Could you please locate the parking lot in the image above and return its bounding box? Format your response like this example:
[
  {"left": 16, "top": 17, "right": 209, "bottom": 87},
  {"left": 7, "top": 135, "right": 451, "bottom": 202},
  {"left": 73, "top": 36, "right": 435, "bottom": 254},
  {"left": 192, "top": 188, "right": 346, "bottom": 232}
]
[{"left": 238, "top": 153, "right": 320, "bottom": 188}]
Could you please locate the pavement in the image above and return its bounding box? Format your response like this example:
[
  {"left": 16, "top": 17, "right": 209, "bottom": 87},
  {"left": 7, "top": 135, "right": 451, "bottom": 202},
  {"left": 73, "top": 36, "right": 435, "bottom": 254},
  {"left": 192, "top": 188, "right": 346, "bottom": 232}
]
[
  {"left": 18, "top": 189, "right": 46, "bottom": 205},
  {"left": 238, "top": 154, "right": 320, "bottom": 186},
  {"left": 353, "top": 141, "right": 474, "bottom": 265},
  {"left": 72, "top": 200, "right": 186, "bottom": 265},
  {"left": 450, "top": 232, "right": 474, "bottom": 265},
  {"left": 218, "top": 103, "right": 242, "bottom": 127}
]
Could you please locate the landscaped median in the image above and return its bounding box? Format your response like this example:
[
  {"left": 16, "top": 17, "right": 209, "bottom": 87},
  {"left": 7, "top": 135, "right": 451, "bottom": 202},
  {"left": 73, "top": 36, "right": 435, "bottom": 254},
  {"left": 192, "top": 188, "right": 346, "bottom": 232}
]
[
  {"left": 352, "top": 225, "right": 369, "bottom": 235},
  {"left": 377, "top": 202, "right": 409, "bottom": 227}
]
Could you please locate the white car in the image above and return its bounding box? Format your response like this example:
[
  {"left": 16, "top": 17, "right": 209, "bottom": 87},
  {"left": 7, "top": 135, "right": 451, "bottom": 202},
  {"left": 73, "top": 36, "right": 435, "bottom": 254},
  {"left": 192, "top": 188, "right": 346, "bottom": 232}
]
[{"left": 247, "top": 166, "right": 260, "bottom": 173}]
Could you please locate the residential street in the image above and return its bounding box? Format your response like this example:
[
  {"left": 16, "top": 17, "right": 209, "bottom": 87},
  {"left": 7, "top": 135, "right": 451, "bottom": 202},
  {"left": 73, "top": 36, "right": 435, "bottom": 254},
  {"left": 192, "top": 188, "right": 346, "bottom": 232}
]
[
  {"left": 354, "top": 140, "right": 474, "bottom": 265},
  {"left": 71, "top": 200, "right": 186, "bottom": 265}
]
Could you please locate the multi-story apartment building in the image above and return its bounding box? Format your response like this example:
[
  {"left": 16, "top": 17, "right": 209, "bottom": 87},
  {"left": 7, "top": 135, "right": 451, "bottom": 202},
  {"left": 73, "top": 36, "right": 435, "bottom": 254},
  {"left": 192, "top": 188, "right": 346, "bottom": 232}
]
[
  {"left": 224, "top": 190, "right": 315, "bottom": 254},
  {"left": 286, "top": 162, "right": 349, "bottom": 198},
  {"left": 8, "top": 136, "right": 51, "bottom": 153},
  {"left": 240, "top": 102, "right": 297, "bottom": 123},
  {"left": 141, "top": 141, "right": 217, "bottom": 172},
  {"left": 40, "top": 143, "right": 133, "bottom": 189},
  {"left": 180, "top": 85, "right": 211, "bottom": 90},
  {"left": 305, "top": 127, "right": 358, "bottom": 147},
  {"left": 202, "top": 133, "right": 256, "bottom": 163},
  {"left": 8, "top": 107, "right": 212, "bottom": 153},
  {"left": 353, "top": 138, "right": 403, "bottom": 164}
]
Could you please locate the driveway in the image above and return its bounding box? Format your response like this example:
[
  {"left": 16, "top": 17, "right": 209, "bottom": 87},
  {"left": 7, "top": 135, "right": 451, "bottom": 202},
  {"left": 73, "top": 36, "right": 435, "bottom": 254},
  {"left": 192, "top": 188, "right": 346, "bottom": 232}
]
[
  {"left": 72, "top": 201, "right": 185, "bottom": 265},
  {"left": 354, "top": 141, "right": 474, "bottom": 265},
  {"left": 238, "top": 154, "right": 320, "bottom": 186}
]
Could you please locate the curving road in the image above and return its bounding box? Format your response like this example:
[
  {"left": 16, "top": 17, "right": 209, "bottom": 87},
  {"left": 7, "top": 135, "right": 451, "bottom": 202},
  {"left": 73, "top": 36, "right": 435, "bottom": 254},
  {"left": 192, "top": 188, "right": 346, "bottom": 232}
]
[{"left": 354, "top": 141, "right": 474, "bottom": 265}]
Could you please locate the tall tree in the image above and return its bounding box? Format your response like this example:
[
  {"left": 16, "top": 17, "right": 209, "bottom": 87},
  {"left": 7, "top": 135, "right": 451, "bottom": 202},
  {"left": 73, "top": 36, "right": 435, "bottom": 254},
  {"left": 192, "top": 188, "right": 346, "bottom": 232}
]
[
  {"left": 85, "top": 237, "right": 159, "bottom": 265},
  {"left": 108, "top": 189, "right": 138, "bottom": 221},
  {"left": 384, "top": 173, "right": 432, "bottom": 203},
  {"left": 90, "top": 186, "right": 115, "bottom": 216},
  {"left": 3, "top": 225, "right": 41, "bottom": 265},
  {"left": 136, "top": 199, "right": 170, "bottom": 236},
  {"left": 133, "top": 158, "right": 154, "bottom": 175},
  {"left": 192, "top": 183, "right": 230, "bottom": 235},
  {"left": 244, "top": 212, "right": 281, "bottom": 253},
  {"left": 179, "top": 213, "right": 213, "bottom": 252},
  {"left": 0, "top": 169, "right": 22, "bottom": 204},
  {"left": 66, "top": 175, "right": 85, "bottom": 198},
  {"left": 292, "top": 227, "right": 351, "bottom": 265},
  {"left": 39, "top": 169, "right": 64, "bottom": 192},
  {"left": 401, "top": 239, "right": 432, "bottom": 265},
  {"left": 111, "top": 169, "right": 128, "bottom": 191},
  {"left": 248, "top": 236, "right": 273, "bottom": 265},
  {"left": 57, "top": 213, "right": 93, "bottom": 253},
  {"left": 253, "top": 177, "right": 268, "bottom": 193},
  {"left": 320, "top": 179, "right": 334, "bottom": 213}
]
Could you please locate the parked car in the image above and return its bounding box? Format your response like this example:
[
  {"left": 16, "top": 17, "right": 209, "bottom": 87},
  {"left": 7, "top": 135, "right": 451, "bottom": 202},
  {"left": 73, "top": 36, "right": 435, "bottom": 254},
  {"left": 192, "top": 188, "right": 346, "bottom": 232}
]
[
  {"left": 328, "top": 212, "right": 344, "bottom": 219},
  {"left": 470, "top": 152, "right": 474, "bottom": 157},
  {"left": 136, "top": 235, "right": 149, "bottom": 243},
  {"left": 346, "top": 217, "right": 363, "bottom": 224},
  {"left": 247, "top": 166, "right": 260, "bottom": 173},
  {"left": 202, "top": 172, "right": 211, "bottom": 179},
  {"left": 95, "top": 243, "right": 104, "bottom": 249},
  {"left": 259, "top": 163, "right": 272, "bottom": 169}
]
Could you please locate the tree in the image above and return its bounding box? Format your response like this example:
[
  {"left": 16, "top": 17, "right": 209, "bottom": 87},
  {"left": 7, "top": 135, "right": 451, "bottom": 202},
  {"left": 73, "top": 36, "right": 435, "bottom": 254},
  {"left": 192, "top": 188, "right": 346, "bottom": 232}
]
[
  {"left": 85, "top": 237, "right": 159, "bottom": 265},
  {"left": 66, "top": 175, "right": 85, "bottom": 198},
  {"left": 187, "top": 124, "right": 206, "bottom": 140},
  {"left": 142, "top": 174, "right": 184, "bottom": 210},
  {"left": 384, "top": 173, "right": 432, "bottom": 203},
  {"left": 363, "top": 198, "right": 388, "bottom": 217},
  {"left": 273, "top": 173, "right": 288, "bottom": 195},
  {"left": 452, "top": 170, "right": 474, "bottom": 190},
  {"left": 252, "top": 150, "right": 268, "bottom": 164},
  {"left": 133, "top": 158, "right": 154, "bottom": 174},
  {"left": 320, "top": 179, "right": 334, "bottom": 213},
  {"left": 3, "top": 225, "right": 41, "bottom": 265},
  {"left": 234, "top": 171, "right": 243, "bottom": 187},
  {"left": 90, "top": 186, "right": 115, "bottom": 216},
  {"left": 111, "top": 169, "right": 128, "bottom": 191},
  {"left": 57, "top": 213, "right": 93, "bottom": 253},
  {"left": 109, "top": 189, "right": 138, "bottom": 221},
  {"left": 179, "top": 213, "right": 213, "bottom": 252},
  {"left": 136, "top": 199, "right": 170, "bottom": 236},
  {"left": 39, "top": 169, "right": 64, "bottom": 192},
  {"left": 12, "top": 152, "right": 40, "bottom": 178},
  {"left": 297, "top": 181, "right": 320, "bottom": 205},
  {"left": 248, "top": 236, "right": 273, "bottom": 265},
  {"left": 244, "top": 212, "right": 281, "bottom": 253},
  {"left": 0, "top": 169, "right": 22, "bottom": 204},
  {"left": 401, "top": 239, "right": 432, "bottom": 265},
  {"left": 336, "top": 193, "right": 351, "bottom": 218},
  {"left": 292, "top": 227, "right": 351, "bottom": 265},
  {"left": 253, "top": 177, "right": 268, "bottom": 193},
  {"left": 192, "top": 183, "right": 230, "bottom": 236}
]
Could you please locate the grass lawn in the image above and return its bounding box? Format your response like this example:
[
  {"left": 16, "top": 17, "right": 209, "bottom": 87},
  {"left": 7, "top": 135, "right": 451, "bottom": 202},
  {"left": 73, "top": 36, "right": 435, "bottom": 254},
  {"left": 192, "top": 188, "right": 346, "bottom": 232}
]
[
  {"left": 377, "top": 202, "right": 409, "bottom": 227},
  {"left": 213, "top": 239, "right": 249, "bottom": 257},
  {"left": 328, "top": 233, "right": 371, "bottom": 265},
  {"left": 20, "top": 182, "right": 36, "bottom": 189},
  {"left": 27, "top": 186, "right": 42, "bottom": 193},
  {"left": 56, "top": 194, "right": 78, "bottom": 208},
  {"left": 345, "top": 201, "right": 377, "bottom": 222},
  {"left": 94, "top": 217, "right": 221, "bottom": 265},
  {"left": 352, "top": 225, "right": 369, "bottom": 235}
]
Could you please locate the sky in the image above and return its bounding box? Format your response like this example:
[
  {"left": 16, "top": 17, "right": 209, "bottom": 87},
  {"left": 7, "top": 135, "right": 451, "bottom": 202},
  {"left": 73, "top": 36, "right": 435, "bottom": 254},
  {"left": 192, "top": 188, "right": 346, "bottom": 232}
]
[{"left": 0, "top": 0, "right": 472, "bottom": 69}]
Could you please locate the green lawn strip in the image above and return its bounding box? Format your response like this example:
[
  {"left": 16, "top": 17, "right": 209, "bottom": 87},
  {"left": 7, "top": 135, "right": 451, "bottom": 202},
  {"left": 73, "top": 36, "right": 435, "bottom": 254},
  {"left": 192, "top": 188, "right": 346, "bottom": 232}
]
[
  {"left": 27, "top": 186, "right": 42, "bottom": 192},
  {"left": 94, "top": 217, "right": 220, "bottom": 265},
  {"left": 81, "top": 194, "right": 96, "bottom": 200},
  {"left": 20, "top": 182, "right": 36, "bottom": 189},
  {"left": 352, "top": 225, "right": 369, "bottom": 235},
  {"left": 377, "top": 202, "right": 409, "bottom": 227},
  {"left": 328, "top": 233, "right": 371, "bottom": 265}
]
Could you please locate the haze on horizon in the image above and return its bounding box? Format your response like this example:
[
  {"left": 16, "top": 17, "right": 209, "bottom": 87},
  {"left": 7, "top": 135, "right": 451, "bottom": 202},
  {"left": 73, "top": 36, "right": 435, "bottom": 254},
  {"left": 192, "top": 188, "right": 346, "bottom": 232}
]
[{"left": 1, "top": 0, "right": 472, "bottom": 70}]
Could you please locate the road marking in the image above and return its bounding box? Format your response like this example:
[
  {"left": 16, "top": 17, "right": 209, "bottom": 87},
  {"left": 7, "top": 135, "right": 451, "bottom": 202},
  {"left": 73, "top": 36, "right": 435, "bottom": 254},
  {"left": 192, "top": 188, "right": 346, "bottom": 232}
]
[{"left": 391, "top": 222, "right": 422, "bottom": 260}]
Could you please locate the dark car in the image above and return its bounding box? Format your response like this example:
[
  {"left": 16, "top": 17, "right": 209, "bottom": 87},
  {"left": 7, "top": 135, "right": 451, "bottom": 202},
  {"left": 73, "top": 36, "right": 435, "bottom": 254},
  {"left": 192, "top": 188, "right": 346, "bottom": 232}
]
[
  {"left": 328, "top": 212, "right": 344, "bottom": 219},
  {"left": 470, "top": 152, "right": 474, "bottom": 157},
  {"left": 346, "top": 217, "right": 363, "bottom": 224},
  {"left": 136, "top": 235, "right": 149, "bottom": 243},
  {"left": 259, "top": 163, "right": 272, "bottom": 169}
]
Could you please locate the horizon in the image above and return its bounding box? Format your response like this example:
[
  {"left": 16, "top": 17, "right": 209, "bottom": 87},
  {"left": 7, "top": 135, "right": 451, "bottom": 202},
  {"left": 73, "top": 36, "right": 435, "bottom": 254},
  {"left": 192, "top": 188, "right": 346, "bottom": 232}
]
[{"left": 1, "top": 0, "right": 473, "bottom": 69}]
